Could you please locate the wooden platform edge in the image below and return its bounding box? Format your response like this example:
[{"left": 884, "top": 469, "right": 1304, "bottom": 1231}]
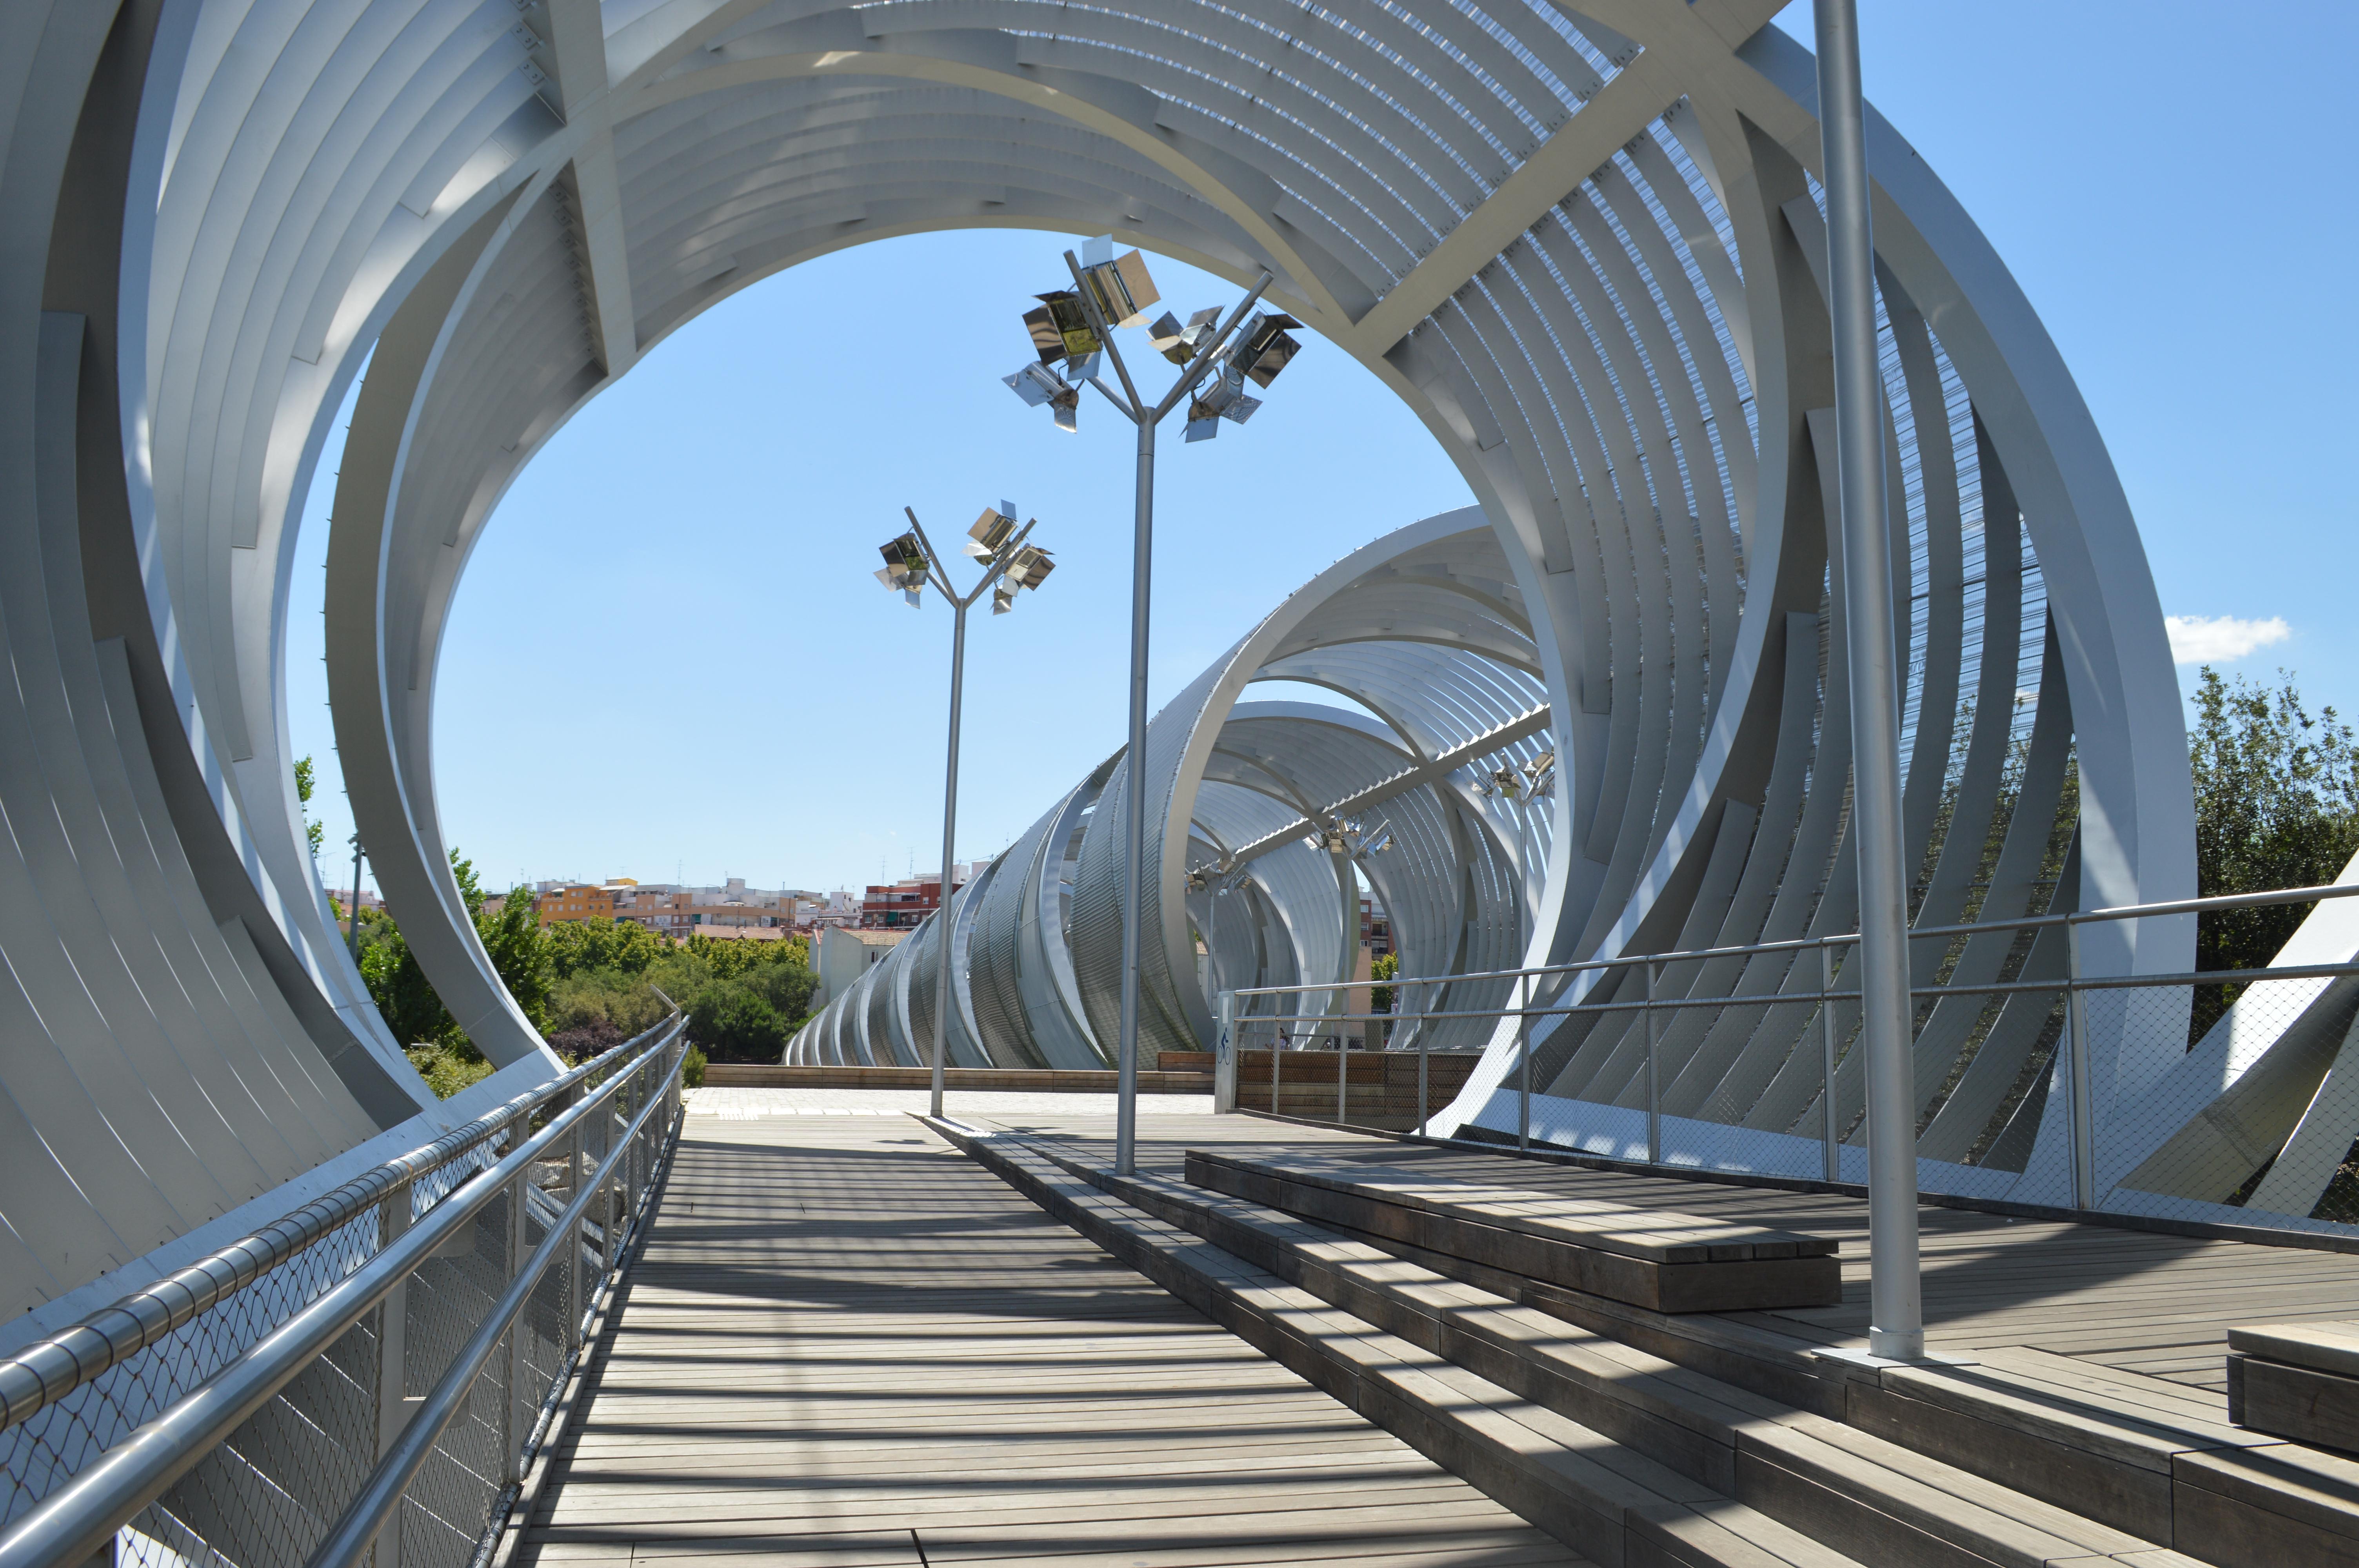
[{"left": 1229, "top": 1110, "right": 2359, "bottom": 1257}]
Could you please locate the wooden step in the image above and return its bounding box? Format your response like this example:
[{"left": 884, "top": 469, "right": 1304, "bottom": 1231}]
[
  {"left": 1018, "top": 1135, "right": 2204, "bottom": 1568},
  {"left": 1185, "top": 1148, "right": 1840, "bottom": 1312},
  {"left": 931, "top": 1119, "right": 1868, "bottom": 1568},
  {"left": 2227, "top": 1320, "right": 2359, "bottom": 1455}
]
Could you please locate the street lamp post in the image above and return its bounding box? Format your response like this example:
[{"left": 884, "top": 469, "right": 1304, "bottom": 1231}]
[
  {"left": 1814, "top": 0, "right": 1922, "bottom": 1362},
  {"left": 874, "top": 505, "right": 1056, "bottom": 1118},
  {"left": 1004, "top": 240, "right": 1306, "bottom": 1176}
]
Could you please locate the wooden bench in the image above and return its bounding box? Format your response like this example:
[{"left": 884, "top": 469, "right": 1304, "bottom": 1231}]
[
  {"left": 1183, "top": 1149, "right": 1841, "bottom": 1313},
  {"left": 2229, "top": 1321, "right": 2359, "bottom": 1454}
]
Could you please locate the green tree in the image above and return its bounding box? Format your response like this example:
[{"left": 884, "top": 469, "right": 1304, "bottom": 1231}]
[
  {"left": 546, "top": 917, "right": 674, "bottom": 980},
  {"left": 358, "top": 848, "right": 555, "bottom": 1087},
  {"left": 1370, "top": 951, "right": 1398, "bottom": 1016},
  {"left": 293, "top": 755, "right": 324, "bottom": 858},
  {"left": 2188, "top": 668, "right": 2359, "bottom": 1038},
  {"left": 685, "top": 982, "right": 789, "bottom": 1061}
]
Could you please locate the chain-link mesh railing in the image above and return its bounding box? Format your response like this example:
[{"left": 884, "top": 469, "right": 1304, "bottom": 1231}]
[
  {"left": 1214, "top": 879, "right": 2359, "bottom": 1243},
  {"left": 0, "top": 1016, "right": 688, "bottom": 1568}
]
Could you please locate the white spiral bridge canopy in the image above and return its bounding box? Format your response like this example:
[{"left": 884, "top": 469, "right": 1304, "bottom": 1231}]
[{"left": 4, "top": 0, "right": 2260, "bottom": 1326}]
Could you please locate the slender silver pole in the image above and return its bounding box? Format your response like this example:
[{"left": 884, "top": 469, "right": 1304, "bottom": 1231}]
[
  {"left": 2065, "top": 922, "right": 2094, "bottom": 1208},
  {"left": 1115, "top": 416, "right": 1154, "bottom": 1176},
  {"left": 348, "top": 837, "right": 365, "bottom": 962},
  {"left": 1645, "top": 962, "right": 1661, "bottom": 1166},
  {"left": 1817, "top": 0, "right": 1921, "bottom": 1362},
  {"left": 932, "top": 596, "right": 969, "bottom": 1120},
  {"left": 1821, "top": 942, "right": 1841, "bottom": 1183}
]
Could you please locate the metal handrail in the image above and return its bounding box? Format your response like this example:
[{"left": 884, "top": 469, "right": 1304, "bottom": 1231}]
[
  {"left": 0, "top": 1020, "right": 685, "bottom": 1568},
  {"left": 1228, "top": 955, "right": 2359, "bottom": 1029},
  {"left": 307, "top": 1051, "right": 678, "bottom": 1568},
  {"left": 0, "top": 1017, "right": 676, "bottom": 1438},
  {"left": 1226, "top": 877, "right": 2359, "bottom": 1001}
]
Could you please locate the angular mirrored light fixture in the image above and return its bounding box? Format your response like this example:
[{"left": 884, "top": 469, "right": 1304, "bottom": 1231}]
[
  {"left": 1474, "top": 762, "right": 1524, "bottom": 801},
  {"left": 1229, "top": 310, "right": 1304, "bottom": 387},
  {"left": 1147, "top": 306, "right": 1221, "bottom": 366},
  {"left": 1005, "top": 543, "right": 1055, "bottom": 590},
  {"left": 1521, "top": 749, "right": 1558, "bottom": 800},
  {"left": 1182, "top": 311, "right": 1297, "bottom": 443},
  {"left": 1025, "top": 291, "right": 1101, "bottom": 365},
  {"left": 875, "top": 531, "right": 929, "bottom": 608},
  {"left": 1003, "top": 360, "right": 1080, "bottom": 432},
  {"left": 1080, "top": 245, "right": 1161, "bottom": 329},
  {"left": 1183, "top": 363, "right": 1263, "bottom": 443},
  {"left": 964, "top": 503, "right": 1018, "bottom": 558}
]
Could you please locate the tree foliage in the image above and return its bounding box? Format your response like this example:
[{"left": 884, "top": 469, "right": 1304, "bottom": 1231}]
[
  {"left": 353, "top": 859, "right": 820, "bottom": 1087},
  {"left": 2188, "top": 668, "right": 2359, "bottom": 1038},
  {"left": 294, "top": 755, "right": 324, "bottom": 858},
  {"left": 357, "top": 849, "right": 552, "bottom": 1090}
]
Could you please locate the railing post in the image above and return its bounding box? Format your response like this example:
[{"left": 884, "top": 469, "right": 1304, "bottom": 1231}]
[
  {"left": 1215, "top": 991, "right": 1237, "bottom": 1113},
  {"left": 560, "top": 1109, "right": 585, "bottom": 1352},
  {"left": 1337, "top": 1024, "right": 1349, "bottom": 1125},
  {"left": 1271, "top": 1017, "right": 1282, "bottom": 1116},
  {"left": 1517, "top": 975, "right": 1531, "bottom": 1152},
  {"left": 2066, "top": 922, "right": 2095, "bottom": 1209},
  {"left": 1821, "top": 942, "right": 1841, "bottom": 1183},
  {"left": 1645, "top": 962, "right": 1661, "bottom": 1167},
  {"left": 622, "top": 1066, "right": 642, "bottom": 1223},
  {"left": 502, "top": 1113, "right": 530, "bottom": 1484},
  {"left": 1417, "top": 1006, "right": 1430, "bottom": 1140},
  {"left": 371, "top": 1189, "right": 413, "bottom": 1568}
]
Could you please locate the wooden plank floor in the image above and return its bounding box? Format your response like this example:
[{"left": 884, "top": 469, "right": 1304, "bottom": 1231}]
[
  {"left": 985, "top": 1111, "right": 2359, "bottom": 1399},
  {"left": 516, "top": 1114, "right": 1586, "bottom": 1568}
]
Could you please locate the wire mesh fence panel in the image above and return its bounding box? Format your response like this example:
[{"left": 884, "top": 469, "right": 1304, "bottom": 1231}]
[
  {"left": 0, "top": 1206, "right": 382, "bottom": 1529},
  {"left": 0, "top": 1025, "right": 686, "bottom": 1568}
]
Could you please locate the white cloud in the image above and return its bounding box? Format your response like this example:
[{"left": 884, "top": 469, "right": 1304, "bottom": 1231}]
[{"left": 2165, "top": 614, "right": 2291, "bottom": 665}]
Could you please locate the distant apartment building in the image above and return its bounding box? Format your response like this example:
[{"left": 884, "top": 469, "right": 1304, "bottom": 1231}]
[
  {"left": 858, "top": 862, "right": 989, "bottom": 930},
  {"left": 536, "top": 884, "right": 617, "bottom": 925},
  {"left": 811, "top": 927, "right": 908, "bottom": 1008},
  {"left": 536, "top": 875, "right": 827, "bottom": 943}
]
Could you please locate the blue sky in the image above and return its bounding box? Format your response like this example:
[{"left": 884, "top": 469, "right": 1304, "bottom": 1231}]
[{"left": 284, "top": 1, "right": 2357, "bottom": 900}]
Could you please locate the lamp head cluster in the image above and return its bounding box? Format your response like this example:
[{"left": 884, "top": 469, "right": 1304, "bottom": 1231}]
[
  {"left": 874, "top": 505, "right": 1056, "bottom": 615},
  {"left": 1184, "top": 309, "right": 1303, "bottom": 443},
  {"left": 1003, "top": 238, "right": 1305, "bottom": 439},
  {"left": 1187, "top": 861, "right": 1251, "bottom": 895},
  {"left": 1473, "top": 749, "right": 1558, "bottom": 802},
  {"left": 875, "top": 532, "right": 929, "bottom": 606},
  {"left": 1321, "top": 816, "right": 1394, "bottom": 860}
]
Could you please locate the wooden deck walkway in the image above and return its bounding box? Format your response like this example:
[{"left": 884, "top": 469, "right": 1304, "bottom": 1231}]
[
  {"left": 513, "top": 1114, "right": 1585, "bottom": 1568},
  {"left": 984, "top": 1110, "right": 2359, "bottom": 1399}
]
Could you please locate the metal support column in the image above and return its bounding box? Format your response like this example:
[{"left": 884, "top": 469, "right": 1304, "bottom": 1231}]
[
  {"left": 1115, "top": 415, "right": 1154, "bottom": 1177},
  {"left": 1816, "top": 0, "right": 1922, "bottom": 1361},
  {"left": 931, "top": 595, "right": 970, "bottom": 1120}
]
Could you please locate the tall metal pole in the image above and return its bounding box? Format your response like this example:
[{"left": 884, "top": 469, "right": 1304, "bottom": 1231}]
[
  {"left": 1115, "top": 416, "right": 1155, "bottom": 1177},
  {"left": 931, "top": 595, "right": 969, "bottom": 1120},
  {"left": 1817, "top": 0, "right": 1921, "bottom": 1362}
]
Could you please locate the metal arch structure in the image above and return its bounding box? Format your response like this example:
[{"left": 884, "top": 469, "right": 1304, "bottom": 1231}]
[
  {"left": 7, "top": 0, "right": 2261, "bottom": 1325},
  {"left": 790, "top": 512, "right": 1554, "bottom": 1070}
]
